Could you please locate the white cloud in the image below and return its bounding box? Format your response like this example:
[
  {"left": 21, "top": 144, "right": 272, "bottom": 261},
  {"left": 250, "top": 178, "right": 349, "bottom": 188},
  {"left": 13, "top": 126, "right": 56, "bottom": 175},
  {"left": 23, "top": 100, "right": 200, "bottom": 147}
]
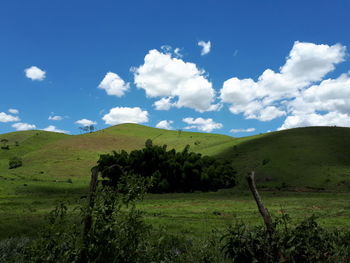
[
  {"left": 42, "top": 125, "right": 69, "bottom": 133},
  {"left": 133, "top": 49, "right": 217, "bottom": 112},
  {"left": 98, "top": 72, "right": 129, "bottom": 97},
  {"left": 279, "top": 112, "right": 350, "bottom": 130},
  {"left": 153, "top": 97, "right": 174, "bottom": 110},
  {"left": 8, "top": 109, "right": 19, "bottom": 114},
  {"left": 48, "top": 115, "right": 63, "bottom": 121},
  {"left": 220, "top": 41, "right": 347, "bottom": 123},
  {"left": 24, "top": 66, "right": 46, "bottom": 81},
  {"left": 183, "top": 117, "right": 222, "bottom": 132},
  {"left": 198, "top": 40, "right": 211, "bottom": 55},
  {"left": 278, "top": 71, "right": 350, "bottom": 129},
  {"left": 75, "top": 119, "right": 97, "bottom": 126},
  {"left": 102, "top": 107, "right": 149, "bottom": 125},
  {"left": 258, "top": 106, "right": 286, "bottom": 121},
  {"left": 156, "top": 120, "right": 173, "bottom": 130},
  {"left": 292, "top": 72, "right": 350, "bottom": 115},
  {"left": 174, "top": 48, "right": 183, "bottom": 58},
  {"left": 0, "top": 112, "right": 20, "bottom": 122},
  {"left": 12, "top": 122, "right": 36, "bottom": 131},
  {"left": 230, "top": 128, "right": 256, "bottom": 133}
]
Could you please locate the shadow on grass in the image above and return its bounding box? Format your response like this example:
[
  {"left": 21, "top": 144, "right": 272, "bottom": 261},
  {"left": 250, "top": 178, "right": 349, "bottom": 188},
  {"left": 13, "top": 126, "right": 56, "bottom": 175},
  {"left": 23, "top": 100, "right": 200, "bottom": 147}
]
[{"left": 15, "top": 183, "right": 89, "bottom": 197}]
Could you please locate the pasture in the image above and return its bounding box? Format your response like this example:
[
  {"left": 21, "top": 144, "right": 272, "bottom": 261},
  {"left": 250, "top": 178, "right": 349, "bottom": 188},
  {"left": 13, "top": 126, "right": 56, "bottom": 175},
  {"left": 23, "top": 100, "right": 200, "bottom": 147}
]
[{"left": 1, "top": 174, "right": 349, "bottom": 240}]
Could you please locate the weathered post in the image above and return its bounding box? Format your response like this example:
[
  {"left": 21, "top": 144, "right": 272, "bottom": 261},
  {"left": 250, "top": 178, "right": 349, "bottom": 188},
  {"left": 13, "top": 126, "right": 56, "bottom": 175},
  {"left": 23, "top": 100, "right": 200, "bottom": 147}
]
[
  {"left": 80, "top": 166, "right": 99, "bottom": 262},
  {"left": 247, "top": 171, "right": 274, "bottom": 236}
]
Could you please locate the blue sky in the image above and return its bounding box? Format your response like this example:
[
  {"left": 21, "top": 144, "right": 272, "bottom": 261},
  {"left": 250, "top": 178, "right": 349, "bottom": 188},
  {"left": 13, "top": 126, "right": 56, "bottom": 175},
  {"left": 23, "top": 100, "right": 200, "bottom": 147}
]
[{"left": 1, "top": 0, "right": 350, "bottom": 136}]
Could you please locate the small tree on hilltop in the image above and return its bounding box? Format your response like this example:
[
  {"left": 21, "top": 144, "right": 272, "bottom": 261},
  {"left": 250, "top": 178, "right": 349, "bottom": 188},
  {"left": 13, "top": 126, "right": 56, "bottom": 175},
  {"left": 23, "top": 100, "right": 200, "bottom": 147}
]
[{"left": 79, "top": 125, "right": 95, "bottom": 134}]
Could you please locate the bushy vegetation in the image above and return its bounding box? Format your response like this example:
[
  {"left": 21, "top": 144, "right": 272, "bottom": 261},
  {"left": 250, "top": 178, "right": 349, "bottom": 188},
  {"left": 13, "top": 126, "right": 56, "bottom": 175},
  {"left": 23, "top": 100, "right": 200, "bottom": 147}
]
[
  {"left": 222, "top": 214, "right": 350, "bottom": 262},
  {"left": 97, "top": 140, "right": 236, "bottom": 193},
  {"left": 16, "top": 174, "right": 223, "bottom": 263},
  {"left": 8, "top": 156, "right": 22, "bottom": 169}
]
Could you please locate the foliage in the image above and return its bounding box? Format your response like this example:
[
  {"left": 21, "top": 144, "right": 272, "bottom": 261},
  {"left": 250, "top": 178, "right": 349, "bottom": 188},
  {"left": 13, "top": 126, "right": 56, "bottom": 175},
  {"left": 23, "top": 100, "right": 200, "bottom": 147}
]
[
  {"left": 79, "top": 125, "right": 95, "bottom": 133},
  {"left": 25, "top": 174, "right": 224, "bottom": 263},
  {"left": 221, "top": 214, "right": 350, "bottom": 262},
  {"left": 8, "top": 156, "right": 22, "bottom": 169},
  {"left": 0, "top": 237, "right": 30, "bottom": 263},
  {"left": 97, "top": 140, "right": 236, "bottom": 193}
]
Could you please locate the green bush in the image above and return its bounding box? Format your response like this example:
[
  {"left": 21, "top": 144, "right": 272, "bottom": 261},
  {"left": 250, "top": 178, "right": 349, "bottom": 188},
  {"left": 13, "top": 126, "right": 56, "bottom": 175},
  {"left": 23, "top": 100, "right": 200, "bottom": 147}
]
[
  {"left": 0, "top": 237, "right": 30, "bottom": 263},
  {"left": 9, "top": 156, "right": 22, "bottom": 169},
  {"left": 97, "top": 140, "right": 236, "bottom": 193},
  {"left": 221, "top": 214, "right": 350, "bottom": 262}
]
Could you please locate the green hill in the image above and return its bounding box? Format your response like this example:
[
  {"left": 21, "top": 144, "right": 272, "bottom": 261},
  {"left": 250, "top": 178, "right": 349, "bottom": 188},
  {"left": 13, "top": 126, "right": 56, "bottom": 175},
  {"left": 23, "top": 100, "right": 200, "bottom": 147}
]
[
  {"left": 1, "top": 124, "right": 350, "bottom": 190},
  {"left": 217, "top": 126, "right": 350, "bottom": 190}
]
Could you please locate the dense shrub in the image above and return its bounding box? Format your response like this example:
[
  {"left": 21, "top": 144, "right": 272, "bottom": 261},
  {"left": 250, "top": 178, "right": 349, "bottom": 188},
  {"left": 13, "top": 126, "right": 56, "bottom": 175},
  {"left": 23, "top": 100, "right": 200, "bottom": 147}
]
[
  {"left": 97, "top": 141, "right": 236, "bottom": 193},
  {"left": 8, "top": 156, "right": 22, "bottom": 169},
  {"left": 0, "top": 237, "right": 30, "bottom": 263},
  {"left": 221, "top": 214, "right": 350, "bottom": 262}
]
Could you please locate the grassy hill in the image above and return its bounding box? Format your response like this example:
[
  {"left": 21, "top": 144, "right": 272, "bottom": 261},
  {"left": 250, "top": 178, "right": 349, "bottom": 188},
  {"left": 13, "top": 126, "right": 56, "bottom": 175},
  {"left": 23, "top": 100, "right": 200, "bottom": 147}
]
[
  {"left": 217, "top": 126, "right": 350, "bottom": 190},
  {"left": 1, "top": 124, "right": 350, "bottom": 190}
]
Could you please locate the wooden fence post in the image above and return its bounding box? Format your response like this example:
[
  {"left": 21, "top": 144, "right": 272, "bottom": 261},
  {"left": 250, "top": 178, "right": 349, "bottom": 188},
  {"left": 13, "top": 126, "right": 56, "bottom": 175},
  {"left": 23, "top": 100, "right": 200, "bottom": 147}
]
[
  {"left": 80, "top": 166, "right": 99, "bottom": 262},
  {"left": 247, "top": 171, "right": 274, "bottom": 236}
]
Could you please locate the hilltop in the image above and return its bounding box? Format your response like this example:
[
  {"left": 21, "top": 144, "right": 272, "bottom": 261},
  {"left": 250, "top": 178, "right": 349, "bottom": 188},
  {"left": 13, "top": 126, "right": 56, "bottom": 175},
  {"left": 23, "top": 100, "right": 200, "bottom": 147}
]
[{"left": 1, "top": 124, "right": 350, "bottom": 190}]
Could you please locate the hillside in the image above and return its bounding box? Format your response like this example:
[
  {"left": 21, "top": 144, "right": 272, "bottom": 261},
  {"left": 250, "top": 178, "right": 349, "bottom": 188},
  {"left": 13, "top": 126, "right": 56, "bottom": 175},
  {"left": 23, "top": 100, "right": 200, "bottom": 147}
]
[
  {"left": 0, "top": 124, "right": 238, "bottom": 182},
  {"left": 217, "top": 126, "right": 350, "bottom": 190},
  {"left": 1, "top": 124, "right": 350, "bottom": 190}
]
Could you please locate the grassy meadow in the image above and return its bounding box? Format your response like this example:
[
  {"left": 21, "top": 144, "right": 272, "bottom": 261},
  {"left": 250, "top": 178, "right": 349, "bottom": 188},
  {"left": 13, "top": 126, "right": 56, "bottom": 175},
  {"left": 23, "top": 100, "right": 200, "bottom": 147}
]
[{"left": 1, "top": 124, "right": 350, "bottom": 240}]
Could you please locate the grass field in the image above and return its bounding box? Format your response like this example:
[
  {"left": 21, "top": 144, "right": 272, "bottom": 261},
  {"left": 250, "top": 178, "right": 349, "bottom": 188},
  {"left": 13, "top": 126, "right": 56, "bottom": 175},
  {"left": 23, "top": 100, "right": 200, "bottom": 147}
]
[
  {"left": 1, "top": 124, "right": 350, "bottom": 240},
  {"left": 1, "top": 175, "right": 350, "bottom": 240}
]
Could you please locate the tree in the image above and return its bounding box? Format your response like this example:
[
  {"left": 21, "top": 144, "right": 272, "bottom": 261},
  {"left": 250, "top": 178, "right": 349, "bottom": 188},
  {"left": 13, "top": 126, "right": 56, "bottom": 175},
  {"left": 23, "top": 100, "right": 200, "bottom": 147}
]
[
  {"left": 88, "top": 125, "right": 95, "bottom": 133},
  {"left": 9, "top": 156, "right": 22, "bottom": 169},
  {"left": 1, "top": 138, "right": 8, "bottom": 147},
  {"left": 79, "top": 125, "right": 95, "bottom": 134},
  {"left": 1, "top": 139, "right": 9, "bottom": 150},
  {"left": 97, "top": 140, "right": 236, "bottom": 193}
]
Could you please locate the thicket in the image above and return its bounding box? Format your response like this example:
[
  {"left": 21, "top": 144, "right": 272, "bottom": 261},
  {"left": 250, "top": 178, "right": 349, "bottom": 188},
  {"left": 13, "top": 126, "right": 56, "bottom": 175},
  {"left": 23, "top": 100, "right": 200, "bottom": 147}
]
[
  {"left": 221, "top": 214, "right": 350, "bottom": 262},
  {"left": 97, "top": 140, "right": 236, "bottom": 193},
  {"left": 8, "top": 156, "right": 22, "bottom": 169}
]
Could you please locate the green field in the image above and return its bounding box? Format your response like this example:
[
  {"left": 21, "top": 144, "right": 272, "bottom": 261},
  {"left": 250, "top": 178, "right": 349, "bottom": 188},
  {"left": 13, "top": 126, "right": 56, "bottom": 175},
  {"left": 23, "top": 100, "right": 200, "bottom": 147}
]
[{"left": 1, "top": 124, "right": 350, "bottom": 240}]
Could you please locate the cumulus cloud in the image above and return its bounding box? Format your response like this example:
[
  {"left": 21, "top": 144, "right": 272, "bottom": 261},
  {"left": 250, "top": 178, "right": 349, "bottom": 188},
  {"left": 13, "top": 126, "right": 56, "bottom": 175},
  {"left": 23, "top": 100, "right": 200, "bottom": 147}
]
[
  {"left": 198, "top": 40, "right": 211, "bottom": 55},
  {"left": 291, "top": 72, "right": 350, "bottom": 115},
  {"left": 0, "top": 112, "right": 20, "bottom": 122},
  {"left": 42, "top": 125, "right": 69, "bottom": 133},
  {"left": 24, "top": 66, "right": 46, "bottom": 81},
  {"left": 48, "top": 115, "right": 63, "bottom": 121},
  {"left": 279, "top": 112, "right": 350, "bottom": 130},
  {"left": 8, "top": 109, "right": 19, "bottom": 114},
  {"left": 98, "top": 72, "right": 130, "bottom": 97},
  {"left": 102, "top": 107, "right": 149, "bottom": 125},
  {"left": 156, "top": 120, "right": 173, "bottom": 130},
  {"left": 12, "top": 122, "right": 36, "bottom": 131},
  {"left": 230, "top": 128, "right": 256, "bottom": 133},
  {"left": 75, "top": 119, "right": 97, "bottom": 126},
  {"left": 153, "top": 97, "right": 174, "bottom": 110},
  {"left": 220, "top": 41, "right": 347, "bottom": 125},
  {"left": 133, "top": 49, "right": 217, "bottom": 112},
  {"left": 183, "top": 117, "right": 222, "bottom": 132},
  {"left": 277, "top": 72, "right": 350, "bottom": 129}
]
